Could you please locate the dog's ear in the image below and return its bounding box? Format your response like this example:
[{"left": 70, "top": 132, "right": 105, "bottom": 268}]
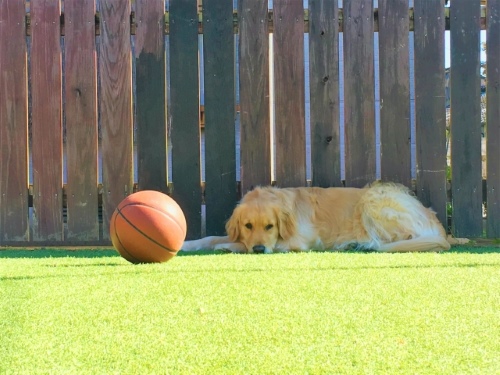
[
  {"left": 225, "top": 205, "right": 242, "bottom": 242},
  {"left": 276, "top": 207, "right": 296, "bottom": 241}
]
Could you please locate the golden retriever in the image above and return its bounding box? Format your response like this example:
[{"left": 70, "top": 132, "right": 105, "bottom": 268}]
[{"left": 182, "top": 183, "right": 456, "bottom": 254}]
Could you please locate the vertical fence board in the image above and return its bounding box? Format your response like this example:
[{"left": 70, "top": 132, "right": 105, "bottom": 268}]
[
  {"left": 239, "top": 0, "right": 271, "bottom": 192},
  {"left": 65, "top": 0, "right": 99, "bottom": 241},
  {"left": 378, "top": 0, "right": 411, "bottom": 186},
  {"left": 273, "top": 0, "right": 306, "bottom": 187},
  {"left": 343, "top": 0, "right": 376, "bottom": 188},
  {"left": 99, "top": 0, "right": 134, "bottom": 240},
  {"left": 0, "top": 1, "right": 29, "bottom": 243},
  {"left": 487, "top": 0, "right": 500, "bottom": 237},
  {"left": 450, "top": 0, "right": 482, "bottom": 237},
  {"left": 309, "top": 0, "right": 341, "bottom": 187},
  {"left": 413, "top": 0, "right": 447, "bottom": 227},
  {"left": 170, "top": 0, "right": 201, "bottom": 239},
  {"left": 31, "top": 0, "right": 63, "bottom": 241},
  {"left": 136, "top": 0, "right": 167, "bottom": 193},
  {"left": 203, "top": 0, "right": 237, "bottom": 235}
]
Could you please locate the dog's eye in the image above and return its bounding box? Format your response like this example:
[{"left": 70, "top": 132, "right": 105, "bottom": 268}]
[
  {"left": 265, "top": 224, "right": 274, "bottom": 231},
  {"left": 245, "top": 223, "right": 253, "bottom": 230}
]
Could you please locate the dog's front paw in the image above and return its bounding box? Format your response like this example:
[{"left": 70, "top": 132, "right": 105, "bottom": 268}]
[{"left": 214, "top": 243, "right": 247, "bottom": 253}]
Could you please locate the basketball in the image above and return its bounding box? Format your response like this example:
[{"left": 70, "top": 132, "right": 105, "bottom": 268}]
[{"left": 110, "top": 190, "right": 187, "bottom": 264}]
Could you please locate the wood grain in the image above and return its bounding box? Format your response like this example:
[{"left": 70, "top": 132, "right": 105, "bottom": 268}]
[
  {"left": 65, "top": 0, "right": 99, "bottom": 241},
  {"left": 309, "top": 0, "right": 341, "bottom": 187},
  {"left": 239, "top": 0, "right": 271, "bottom": 192},
  {"left": 343, "top": 0, "right": 376, "bottom": 188},
  {"left": 203, "top": 0, "right": 237, "bottom": 235},
  {"left": 170, "top": 0, "right": 202, "bottom": 239},
  {"left": 135, "top": 0, "right": 167, "bottom": 194},
  {"left": 31, "top": 0, "right": 63, "bottom": 241},
  {"left": 0, "top": 0, "right": 29, "bottom": 243},
  {"left": 450, "top": 0, "right": 482, "bottom": 237},
  {"left": 99, "top": 0, "right": 134, "bottom": 240},
  {"left": 487, "top": 0, "right": 500, "bottom": 237},
  {"left": 378, "top": 0, "right": 411, "bottom": 186},
  {"left": 413, "top": 0, "right": 448, "bottom": 227},
  {"left": 273, "top": 0, "right": 306, "bottom": 187}
]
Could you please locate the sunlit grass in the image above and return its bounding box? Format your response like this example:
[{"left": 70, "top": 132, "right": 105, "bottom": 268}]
[{"left": 1, "top": 247, "right": 499, "bottom": 374}]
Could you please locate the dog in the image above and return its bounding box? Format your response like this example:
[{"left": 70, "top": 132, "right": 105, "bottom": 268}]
[{"left": 182, "top": 183, "right": 456, "bottom": 254}]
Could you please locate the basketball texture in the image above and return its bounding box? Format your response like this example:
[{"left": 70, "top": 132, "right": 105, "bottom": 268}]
[{"left": 110, "top": 191, "right": 187, "bottom": 264}]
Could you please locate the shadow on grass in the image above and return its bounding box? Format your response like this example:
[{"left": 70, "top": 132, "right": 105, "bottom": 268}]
[{"left": 0, "top": 245, "right": 498, "bottom": 260}]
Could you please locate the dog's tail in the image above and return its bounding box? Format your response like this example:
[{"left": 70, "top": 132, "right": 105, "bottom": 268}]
[{"left": 376, "top": 236, "right": 451, "bottom": 253}]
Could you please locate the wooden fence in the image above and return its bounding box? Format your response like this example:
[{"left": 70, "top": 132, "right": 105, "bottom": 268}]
[{"left": 0, "top": 0, "right": 499, "bottom": 246}]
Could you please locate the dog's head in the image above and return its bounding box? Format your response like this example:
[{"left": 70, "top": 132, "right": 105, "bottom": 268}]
[{"left": 225, "top": 199, "right": 296, "bottom": 254}]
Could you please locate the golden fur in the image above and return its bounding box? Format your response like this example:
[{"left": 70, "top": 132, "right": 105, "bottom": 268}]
[{"left": 182, "top": 183, "right": 454, "bottom": 254}]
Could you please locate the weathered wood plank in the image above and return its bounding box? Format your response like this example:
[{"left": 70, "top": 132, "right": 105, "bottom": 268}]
[
  {"left": 273, "top": 0, "right": 306, "bottom": 187},
  {"left": 378, "top": 0, "right": 411, "bottom": 186},
  {"left": 65, "top": 0, "right": 99, "bottom": 241},
  {"left": 99, "top": 0, "right": 134, "bottom": 240},
  {"left": 0, "top": 0, "right": 29, "bottom": 243},
  {"left": 170, "top": 0, "right": 202, "bottom": 239},
  {"left": 309, "top": 0, "right": 341, "bottom": 187},
  {"left": 450, "top": 0, "right": 482, "bottom": 237},
  {"left": 31, "top": 0, "right": 63, "bottom": 241},
  {"left": 239, "top": 0, "right": 271, "bottom": 192},
  {"left": 487, "top": 0, "right": 500, "bottom": 237},
  {"left": 343, "top": 0, "right": 376, "bottom": 188},
  {"left": 135, "top": 0, "right": 167, "bottom": 194},
  {"left": 203, "top": 0, "right": 237, "bottom": 235},
  {"left": 413, "top": 0, "right": 448, "bottom": 227}
]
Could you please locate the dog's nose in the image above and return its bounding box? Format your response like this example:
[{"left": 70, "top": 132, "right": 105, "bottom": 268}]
[{"left": 252, "top": 245, "right": 266, "bottom": 254}]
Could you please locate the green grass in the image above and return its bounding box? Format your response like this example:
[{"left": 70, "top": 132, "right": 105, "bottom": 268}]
[{"left": 1, "top": 247, "right": 499, "bottom": 374}]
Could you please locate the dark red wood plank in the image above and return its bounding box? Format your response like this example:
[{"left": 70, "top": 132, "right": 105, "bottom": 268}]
[
  {"left": 99, "top": 0, "right": 134, "bottom": 240},
  {"left": 343, "top": 0, "right": 376, "bottom": 188},
  {"left": 413, "top": 0, "right": 448, "bottom": 227},
  {"left": 487, "top": 0, "right": 500, "bottom": 237},
  {"left": 238, "top": 0, "right": 271, "bottom": 192},
  {"left": 309, "top": 0, "right": 341, "bottom": 187},
  {"left": 169, "top": 0, "right": 202, "bottom": 239},
  {"left": 273, "top": 0, "right": 306, "bottom": 187},
  {"left": 135, "top": 0, "right": 167, "bottom": 193},
  {"left": 203, "top": 0, "right": 237, "bottom": 235},
  {"left": 31, "top": 0, "right": 63, "bottom": 241},
  {"left": 450, "top": 0, "right": 482, "bottom": 237},
  {"left": 378, "top": 0, "right": 411, "bottom": 186},
  {"left": 0, "top": 0, "right": 29, "bottom": 243},
  {"left": 65, "top": 0, "right": 99, "bottom": 241}
]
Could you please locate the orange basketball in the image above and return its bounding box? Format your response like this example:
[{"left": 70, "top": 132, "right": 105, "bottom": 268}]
[{"left": 110, "top": 190, "right": 187, "bottom": 264}]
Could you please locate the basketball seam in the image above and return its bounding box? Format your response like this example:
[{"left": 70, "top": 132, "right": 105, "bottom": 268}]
[
  {"left": 112, "top": 211, "right": 143, "bottom": 264},
  {"left": 119, "top": 202, "right": 185, "bottom": 235},
  {"left": 116, "top": 205, "right": 179, "bottom": 255}
]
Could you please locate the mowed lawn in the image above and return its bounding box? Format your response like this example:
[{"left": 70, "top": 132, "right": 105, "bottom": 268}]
[{"left": 1, "top": 247, "right": 499, "bottom": 374}]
